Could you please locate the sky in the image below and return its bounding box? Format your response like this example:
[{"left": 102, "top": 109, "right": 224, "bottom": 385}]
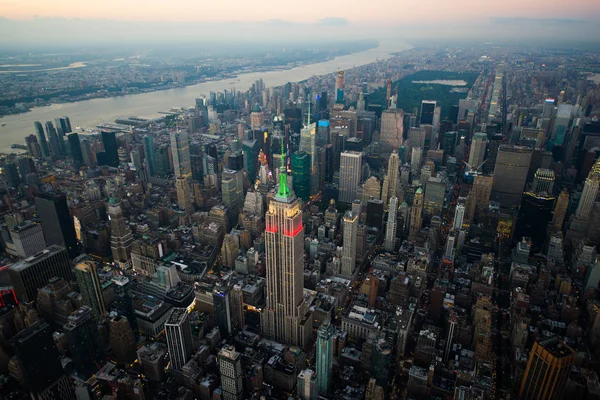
[{"left": 0, "top": 0, "right": 599, "bottom": 47}]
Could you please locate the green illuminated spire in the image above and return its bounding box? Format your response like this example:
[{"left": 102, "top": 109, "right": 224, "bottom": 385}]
[{"left": 277, "top": 142, "right": 290, "bottom": 198}]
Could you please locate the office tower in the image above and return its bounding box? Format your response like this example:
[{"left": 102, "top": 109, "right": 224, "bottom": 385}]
[
  {"left": 551, "top": 189, "right": 569, "bottom": 232},
  {"left": 8, "top": 245, "right": 73, "bottom": 302},
  {"left": 532, "top": 168, "right": 555, "bottom": 195},
  {"left": 165, "top": 308, "right": 193, "bottom": 370},
  {"left": 261, "top": 160, "right": 310, "bottom": 348},
  {"left": 218, "top": 345, "right": 244, "bottom": 400},
  {"left": 143, "top": 135, "right": 156, "bottom": 176},
  {"left": 317, "top": 120, "right": 330, "bottom": 147},
  {"left": 17, "top": 156, "right": 35, "bottom": 181},
  {"left": 291, "top": 152, "right": 311, "bottom": 200},
  {"left": 243, "top": 139, "right": 260, "bottom": 181},
  {"left": 453, "top": 203, "right": 465, "bottom": 230},
  {"left": 109, "top": 316, "right": 136, "bottom": 363},
  {"left": 67, "top": 132, "right": 84, "bottom": 171},
  {"left": 491, "top": 145, "right": 533, "bottom": 207},
  {"left": 9, "top": 221, "right": 46, "bottom": 258},
  {"left": 213, "top": 285, "right": 232, "bottom": 337},
  {"left": 297, "top": 369, "right": 318, "bottom": 400},
  {"left": 74, "top": 260, "right": 106, "bottom": 320},
  {"left": 409, "top": 188, "right": 424, "bottom": 242},
  {"left": 35, "top": 192, "right": 79, "bottom": 257},
  {"left": 10, "top": 320, "right": 67, "bottom": 397},
  {"left": 468, "top": 132, "right": 488, "bottom": 169},
  {"left": 222, "top": 169, "right": 244, "bottom": 226},
  {"left": 3, "top": 161, "right": 20, "bottom": 187},
  {"left": 34, "top": 121, "right": 50, "bottom": 158},
  {"left": 420, "top": 100, "right": 436, "bottom": 125},
  {"left": 382, "top": 152, "right": 400, "bottom": 206},
  {"left": 363, "top": 176, "right": 382, "bottom": 202},
  {"left": 341, "top": 211, "right": 358, "bottom": 278},
  {"left": 64, "top": 306, "right": 104, "bottom": 373},
  {"left": 25, "top": 134, "right": 41, "bottom": 158},
  {"left": 335, "top": 70, "right": 345, "bottom": 104},
  {"left": 576, "top": 157, "right": 600, "bottom": 219},
  {"left": 380, "top": 109, "right": 404, "bottom": 152},
  {"left": 45, "top": 121, "right": 63, "bottom": 157},
  {"left": 443, "top": 131, "right": 457, "bottom": 161},
  {"left": 385, "top": 197, "right": 398, "bottom": 251},
  {"left": 519, "top": 337, "right": 574, "bottom": 400},
  {"left": 339, "top": 151, "right": 362, "bottom": 203},
  {"left": 170, "top": 131, "right": 191, "bottom": 178},
  {"left": 411, "top": 147, "right": 422, "bottom": 177},
  {"left": 445, "top": 232, "right": 456, "bottom": 260},
  {"left": 316, "top": 320, "right": 334, "bottom": 396},
  {"left": 108, "top": 198, "right": 133, "bottom": 267},
  {"left": 472, "top": 175, "right": 493, "bottom": 215},
  {"left": 300, "top": 110, "right": 318, "bottom": 192},
  {"left": 222, "top": 235, "right": 238, "bottom": 268},
  {"left": 176, "top": 176, "right": 192, "bottom": 212},
  {"left": 101, "top": 131, "right": 119, "bottom": 167},
  {"left": 55, "top": 117, "right": 71, "bottom": 135}
]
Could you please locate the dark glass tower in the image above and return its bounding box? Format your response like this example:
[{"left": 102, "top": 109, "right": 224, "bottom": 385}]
[
  {"left": 34, "top": 121, "right": 50, "bottom": 158},
  {"left": 213, "top": 285, "right": 232, "bottom": 337},
  {"left": 101, "top": 131, "right": 119, "bottom": 167},
  {"left": 514, "top": 192, "right": 555, "bottom": 252},
  {"left": 45, "top": 121, "right": 63, "bottom": 157},
  {"left": 35, "top": 193, "right": 79, "bottom": 258},
  {"left": 291, "top": 152, "right": 311, "bottom": 201},
  {"left": 143, "top": 135, "right": 156, "bottom": 176},
  {"left": 68, "top": 132, "right": 85, "bottom": 171},
  {"left": 64, "top": 306, "right": 105, "bottom": 374}
]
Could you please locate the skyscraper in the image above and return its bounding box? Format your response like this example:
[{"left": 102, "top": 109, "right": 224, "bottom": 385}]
[
  {"left": 34, "top": 193, "right": 79, "bottom": 258},
  {"left": 109, "top": 316, "right": 136, "bottom": 363},
  {"left": 576, "top": 157, "right": 600, "bottom": 219},
  {"left": 385, "top": 197, "right": 398, "bottom": 251},
  {"left": 468, "top": 132, "right": 488, "bottom": 170},
  {"left": 68, "top": 132, "right": 85, "bottom": 171},
  {"left": 165, "top": 308, "right": 193, "bottom": 370},
  {"left": 532, "top": 168, "right": 555, "bottom": 195},
  {"left": 380, "top": 109, "right": 404, "bottom": 152},
  {"left": 491, "top": 145, "right": 533, "bottom": 207},
  {"left": 515, "top": 192, "right": 556, "bottom": 253},
  {"left": 213, "top": 285, "right": 232, "bottom": 337},
  {"left": 170, "top": 131, "right": 191, "bottom": 178},
  {"left": 261, "top": 157, "right": 310, "bottom": 347},
  {"left": 316, "top": 320, "right": 334, "bottom": 397},
  {"left": 108, "top": 198, "right": 133, "bottom": 267},
  {"left": 176, "top": 176, "right": 193, "bottom": 212},
  {"left": 550, "top": 189, "right": 569, "bottom": 232},
  {"left": 143, "top": 135, "right": 156, "bottom": 176},
  {"left": 335, "top": 70, "right": 345, "bottom": 104},
  {"left": 453, "top": 202, "right": 465, "bottom": 230},
  {"left": 34, "top": 121, "right": 50, "bottom": 158},
  {"left": 222, "top": 169, "right": 244, "bottom": 226},
  {"left": 382, "top": 152, "right": 400, "bottom": 207},
  {"left": 472, "top": 175, "right": 493, "bottom": 215},
  {"left": 291, "top": 152, "right": 311, "bottom": 201},
  {"left": 218, "top": 345, "right": 244, "bottom": 400},
  {"left": 339, "top": 151, "right": 362, "bottom": 203},
  {"left": 64, "top": 306, "right": 105, "bottom": 373},
  {"left": 74, "top": 260, "right": 106, "bottom": 320},
  {"left": 409, "top": 188, "right": 424, "bottom": 242},
  {"left": 519, "top": 337, "right": 574, "bottom": 400},
  {"left": 420, "top": 100, "right": 436, "bottom": 125},
  {"left": 341, "top": 211, "right": 358, "bottom": 278},
  {"left": 9, "top": 221, "right": 46, "bottom": 259},
  {"left": 45, "top": 121, "right": 63, "bottom": 157},
  {"left": 101, "top": 131, "right": 119, "bottom": 167}
]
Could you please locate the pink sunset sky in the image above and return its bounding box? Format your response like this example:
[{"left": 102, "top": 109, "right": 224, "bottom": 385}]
[{"left": 0, "top": 0, "right": 598, "bottom": 23}]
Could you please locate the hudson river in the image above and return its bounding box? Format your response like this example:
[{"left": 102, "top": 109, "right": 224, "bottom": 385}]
[{"left": 0, "top": 42, "right": 410, "bottom": 153}]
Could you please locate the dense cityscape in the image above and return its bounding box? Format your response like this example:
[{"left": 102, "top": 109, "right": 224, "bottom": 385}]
[{"left": 0, "top": 36, "right": 600, "bottom": 400}]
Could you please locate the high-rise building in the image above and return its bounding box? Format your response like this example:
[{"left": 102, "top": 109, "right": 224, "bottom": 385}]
[
  {"left": 453, "top": 203, "right": 465, "bottom": 230},
  {"left": 297, "top": 369, "right": 318, "bottom": 400},
  {"left": 34, "top": 121, "right": 50, "bottom": 158},
  {"left": 420, "top": 100, "right": 436, "bottom": 125},
  {"left": 218, "top": 345, "right": 244, "bottom": 400},
  {"left": 109, "top": 316, "right": 136, "bottom": 363},
  {"left": 213, "top": 285, "right": 232, "bottom": 337},
  {"left": 74, "top": 260, "right": 106, "bottom": 320},
  {"left": 45, "top": 121, "right": 63, "bottom": 157},
  {"left": 380, "top": 109, "right": 404, "bottom": 152},
  {"left": 335, "top": 70, "right": 345, "bottom": 104},
  {"left": 64, "top": 306, "right": 105, "bottom": 373},
  {"left": 68, "top": 132, "right": 85, "bottom": 171},
  {"left": 532, "top": 168, "right": 555, "bottom": 195},
  {"left": 300, "top": 115, "right": 318, "bottom": 193},
  {"left": 35, "top": 192, "right": 79, "bottom": 258},
  {"left": 519, "top": 337, "right": 574, "bottom": 400},
  {"left": 472, "top": 175, "right": 493, "bottom": 215},
  {"left": 339, "top": 151, "right": 362, "bottom": 203},
  {"left": 101, "top": 131, "right": 119, "bottom": 167},
  {"left": 551, "top": 189, "right": 569, "bottom": 232},
  {"left": 316, "top": 320, "right": 334, "bottom": 396},
  {"left": 165, "top": 308, "right": 193, "bottom": 370},
  {"left": 175, "top": 176, "right": 192, "bottom": 212},
  {"left": 108, "top": 198, "right": 133, "bottom": 267},
  {"left": 170, "top": 131, "right": 191, "bottom": 178},
  {"left": 409, "top": 188, "right": 424, "bottom": 242},
  {"left": 143, "top": 135, "right": 156, "bottom": 176},
  {"left": 9, "top": 221, "right": 46, "bottom": 259},
  {"left": 576, "top": 157, "right": 600, "bottom": 219},
  {"left": 8, "top": 245, "right": 74, "bottom": 303},
  {"left": 341, "top": 211, "right": 358, "bottom": 278},
  {"left": 492, "top": 145, "right": 533, "bottom": 207},
  {"left": 385, "top": 197, "right": 398, "bottom": 252},
  {"left": 222, "top": 169, "right": 244, "bottom": 225},
  {"left": 291, "top": 152, "right": 311, "bottom": 201},
  {"left": 468, "top": 132, "right": 488, "bottom": 170},
  {"left": 515, "top": 192, "right": 555, "bottom": 251},
  {"left": 261, "top": 160, "right": 310, "bottom": 347},
  {"left": 382, "top": 152, "right": 400, "bottom": 206},
  {"left": 10, "top": 320, "right": 68, "bottom": 397}
]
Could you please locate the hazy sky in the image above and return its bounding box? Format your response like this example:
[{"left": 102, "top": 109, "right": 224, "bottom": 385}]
[{"left": 1, "top": 0, "right": 599, "bottom": 23}]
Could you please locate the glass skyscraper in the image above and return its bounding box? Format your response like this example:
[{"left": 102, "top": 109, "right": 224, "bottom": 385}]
[{"left": 316, "top": 320, "right": 334, "bottom": 396}]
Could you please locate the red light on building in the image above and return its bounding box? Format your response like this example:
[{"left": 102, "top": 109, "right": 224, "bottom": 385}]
[
  {"left": 266, "top": 226, "right": 278, "bottom": 234},
  {"left": 284, "top": 224, "right": 303, "bottom": 237}
]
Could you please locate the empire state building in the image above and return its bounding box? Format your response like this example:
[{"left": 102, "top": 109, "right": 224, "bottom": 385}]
[{"left": 261, "top": 150, "right": 311, "bottom": 348}]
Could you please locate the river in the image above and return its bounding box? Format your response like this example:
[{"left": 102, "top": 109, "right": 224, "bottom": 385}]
[{"left": 0, "top": 41, "right": 410, "bottom": 153}]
